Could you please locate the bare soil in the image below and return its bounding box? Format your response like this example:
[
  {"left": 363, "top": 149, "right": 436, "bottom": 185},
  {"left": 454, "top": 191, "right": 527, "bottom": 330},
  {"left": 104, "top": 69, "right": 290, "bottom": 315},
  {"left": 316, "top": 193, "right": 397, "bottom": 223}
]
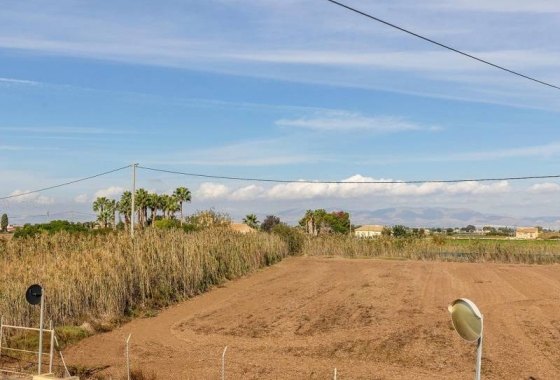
[{"left": 65, "top": 257, "right": 560, "bottom": 379}]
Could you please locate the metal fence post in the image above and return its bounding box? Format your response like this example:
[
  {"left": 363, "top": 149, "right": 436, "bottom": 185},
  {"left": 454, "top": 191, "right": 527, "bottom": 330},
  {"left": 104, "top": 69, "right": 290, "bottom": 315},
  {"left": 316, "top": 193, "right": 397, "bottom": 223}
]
[
  {"left": 38, "top": 292, "right": 45, "bottom": 375},
  {"left": 222, "top": 346, "right": 228, "bottom": 380},
  {"left": 54, "top": 335, "right": 71, "bottom": 378},
  {"left": 126, "top": 333, "right": 132, "bottom": 380},
  {"left": 0, "top": 316, "right": 3, "bottom": 361},
  {"left": 49, "top": 321, "right": 54, "bottom": 374}
]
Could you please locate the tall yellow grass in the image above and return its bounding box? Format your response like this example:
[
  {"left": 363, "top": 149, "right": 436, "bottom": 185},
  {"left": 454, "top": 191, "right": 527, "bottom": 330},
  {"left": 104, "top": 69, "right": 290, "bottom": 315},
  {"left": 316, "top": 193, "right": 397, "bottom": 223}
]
[
  {"left": 304, "top": 234, "right": 560, "bottom": 264},
  {"left": 0, "top": 228, "right": 288, "bottom": 327}
]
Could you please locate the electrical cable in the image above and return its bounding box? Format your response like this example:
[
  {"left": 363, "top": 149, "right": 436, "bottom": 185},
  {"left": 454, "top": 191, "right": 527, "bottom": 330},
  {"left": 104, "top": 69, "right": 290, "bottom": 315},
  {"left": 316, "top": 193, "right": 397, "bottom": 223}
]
[
  {"left": 0, "top": 165, "right": 131, "bottom": 201},
  {"left": 138, "top": 165, "right": 560, "bottom": 184},
  {"left": 324, "top": 0, "right": 560, "bottom": 91}
]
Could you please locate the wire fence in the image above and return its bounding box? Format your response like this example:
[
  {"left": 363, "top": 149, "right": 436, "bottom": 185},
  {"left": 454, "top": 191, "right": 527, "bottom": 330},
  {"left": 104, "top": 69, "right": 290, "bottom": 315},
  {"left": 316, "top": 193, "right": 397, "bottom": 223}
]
[{"left": 0, "top": 321, "right": 128, "bottom": 380}]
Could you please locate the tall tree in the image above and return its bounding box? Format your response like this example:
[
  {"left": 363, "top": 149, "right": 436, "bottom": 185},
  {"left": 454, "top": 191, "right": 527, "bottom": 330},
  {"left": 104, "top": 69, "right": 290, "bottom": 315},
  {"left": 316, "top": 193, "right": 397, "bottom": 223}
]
[
  {"left": 243, "top": 214, "right": 259, "bottom": 230},
  {"left": 173, "top": 187, "right": 191, "bottom": 226},
  {"left": 163, "top": 195, "right": 180, "bottom": 219},
  {"left": 118, "top": 191, "right": 132, "bottom": 231},
  {"left": 1, "top": 213, "right": 8, "bottom": 232},
  {"left": 135, "top": 188, "right": 150, "bottom": 228},
  {"left": 108, "top": 199, "right": 117, "bottom": 229},
  {"left": 157, "top": 194, "right": 176, "bottom": 219},
  {"left": 92, "top": 197, "right": 110, "bottom": 228},
  {"left": 147, "top": 193, "right": 162, "bottom": 225},
  {"left": 392, "top": 225, "right": 408, "bottom": 238},
  {"left": 299, "top": 210, "right": 316, "bottom": 235},
  {"left": 261, "top": 215, "right": 281, "bottom": 232}
]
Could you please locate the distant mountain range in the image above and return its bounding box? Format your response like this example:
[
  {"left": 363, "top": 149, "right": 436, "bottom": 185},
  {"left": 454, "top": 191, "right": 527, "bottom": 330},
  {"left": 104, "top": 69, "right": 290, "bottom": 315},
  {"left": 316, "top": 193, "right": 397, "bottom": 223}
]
[{"left": 276, "top": 207, "right": 560, "bottom": 229}]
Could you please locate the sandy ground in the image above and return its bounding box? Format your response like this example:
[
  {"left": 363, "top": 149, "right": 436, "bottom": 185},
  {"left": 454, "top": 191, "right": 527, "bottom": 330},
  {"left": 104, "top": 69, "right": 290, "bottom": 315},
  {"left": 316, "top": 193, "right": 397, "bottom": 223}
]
[{"left": 65, "top": 257, "right": 560, "bottom": 379}]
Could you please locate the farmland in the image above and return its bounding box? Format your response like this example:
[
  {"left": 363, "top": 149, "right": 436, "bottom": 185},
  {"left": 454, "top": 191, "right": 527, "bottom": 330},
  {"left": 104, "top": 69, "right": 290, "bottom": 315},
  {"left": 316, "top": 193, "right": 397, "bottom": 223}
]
[
  {"left": 2, "top": 230, "right": 560, "bottom": 379},
  {"left": 65, "top": 256, "right": 560, "bottom": 379}
]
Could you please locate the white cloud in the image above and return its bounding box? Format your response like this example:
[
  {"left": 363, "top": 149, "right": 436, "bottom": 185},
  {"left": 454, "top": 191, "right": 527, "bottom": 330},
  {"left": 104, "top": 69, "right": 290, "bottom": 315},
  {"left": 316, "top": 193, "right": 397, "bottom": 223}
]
[
  {"left": 527, "top": 183, "right": 560, "bottom": 193},
  {"left": 192, "top": 176, "right": 511, "bottom": 201},
  {"left": 195, "top": 183, "right": 230, "bottom": 199},
  {"left": 8, "top": 190, "right": 55, "bottom": 205},
  {"left": 276, "top": 111, "right": 441, "bottom": 132},
  {"left": 94, "top": 186, "right": 125, "bottom": 199},
  {"left": 230, "top": 185, "right": 265, "bottom": 200},
  {"left": 264, "top": 178, "right": 510, "bottom": 200},
  {"left": 74, "top": 194, "right": 90, "bottom": 203}
]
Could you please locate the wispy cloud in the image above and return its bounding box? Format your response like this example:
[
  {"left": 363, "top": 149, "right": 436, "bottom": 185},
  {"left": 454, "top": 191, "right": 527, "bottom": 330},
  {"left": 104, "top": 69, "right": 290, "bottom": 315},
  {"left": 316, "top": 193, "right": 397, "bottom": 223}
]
[
  {"left": 147, "top": 138, "right": 329, "bottom": 167},
  {"left": 0, "top": 145, "right": 59, "bottom": 151},
  {"left": 0, "top": 77, "right": 41, "bottom": 86},
  {"left": 362, "top": 142, "right": 560, "bottom": 164},
  {"left": 225, "top": 49, "right": 560, "bottom": 72},
  {"left": 0, "top": 127, "right": 130, "bottom": 134},
  {"left": 432, "top": 0, "right": 560, "bottom": 13},
  {"left": 1, "top": 2, "right": 559, "bottom": 110},
  {"left": 276, "top": 111, "right": 441, "bottom": 132}
]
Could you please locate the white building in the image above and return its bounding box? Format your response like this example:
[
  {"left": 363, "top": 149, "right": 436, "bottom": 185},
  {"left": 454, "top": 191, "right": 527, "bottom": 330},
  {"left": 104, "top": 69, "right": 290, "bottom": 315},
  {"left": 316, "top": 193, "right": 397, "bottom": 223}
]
[{"left": 354, "top": 225, "right": 385, "bottom": 238}]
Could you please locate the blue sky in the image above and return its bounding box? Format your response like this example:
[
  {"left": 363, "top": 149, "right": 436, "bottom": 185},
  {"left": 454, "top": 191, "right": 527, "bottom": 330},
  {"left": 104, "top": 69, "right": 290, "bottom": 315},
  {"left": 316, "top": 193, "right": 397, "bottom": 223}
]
[{"left": 1, "top": 0, "right": 560, "bottom": 225}]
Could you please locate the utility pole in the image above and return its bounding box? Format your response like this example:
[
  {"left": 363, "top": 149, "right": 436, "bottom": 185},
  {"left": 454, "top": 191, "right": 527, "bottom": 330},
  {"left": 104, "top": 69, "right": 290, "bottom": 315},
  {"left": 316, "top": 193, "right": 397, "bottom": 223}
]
[{"left": 131, "top": 163, "right": 137, "bottom": 238}]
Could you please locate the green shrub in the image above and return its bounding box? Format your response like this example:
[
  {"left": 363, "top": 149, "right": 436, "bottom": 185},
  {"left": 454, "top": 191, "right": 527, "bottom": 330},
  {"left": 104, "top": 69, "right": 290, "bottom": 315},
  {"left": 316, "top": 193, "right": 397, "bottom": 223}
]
[
  {"left": 182, "top": 223, "right": 199, "bottom": 233},
  {"left": 153, "top": 219, "right": 181, "bottom": 229},
  {"left": 14, "top": 220, "right": 89, "bottom": 239},
  {"left": 271, "top": 224, "right": 304, "bottom": 255}
]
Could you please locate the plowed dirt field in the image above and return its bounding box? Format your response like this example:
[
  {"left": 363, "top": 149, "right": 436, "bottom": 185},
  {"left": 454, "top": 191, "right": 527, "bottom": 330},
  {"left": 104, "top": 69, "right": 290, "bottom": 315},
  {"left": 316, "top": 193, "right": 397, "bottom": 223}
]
[{"left": 65, "top": 257, "right": 560, "bottom": 379}]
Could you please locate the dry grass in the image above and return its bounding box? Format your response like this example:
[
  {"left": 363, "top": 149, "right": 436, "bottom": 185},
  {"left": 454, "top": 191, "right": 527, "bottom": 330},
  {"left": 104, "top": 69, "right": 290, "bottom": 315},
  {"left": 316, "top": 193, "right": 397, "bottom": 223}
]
[
  {"left": 2, "top": 228, "right": 559, "bottom": 339},
  {"left": 304, "top": 234, "right": 560, "bottom": 264},
  {"left": 0, "top": 228, "right": 288, "bottom": 328}
]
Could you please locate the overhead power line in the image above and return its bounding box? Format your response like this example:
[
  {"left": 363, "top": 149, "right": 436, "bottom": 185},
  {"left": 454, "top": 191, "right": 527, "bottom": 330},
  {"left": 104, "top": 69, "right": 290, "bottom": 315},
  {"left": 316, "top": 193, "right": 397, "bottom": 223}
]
[
  {"left": 10, "top": 211, "right": 96, "bottom": 220},
  {"left": 138, "top": 166, "right": 560, "bottom": 184},
  {"left": 324, "top": 0, "right": 560, "bottom": 91},
  {"left": 0, "top": 165, "right": 132, "bottom": 201}
]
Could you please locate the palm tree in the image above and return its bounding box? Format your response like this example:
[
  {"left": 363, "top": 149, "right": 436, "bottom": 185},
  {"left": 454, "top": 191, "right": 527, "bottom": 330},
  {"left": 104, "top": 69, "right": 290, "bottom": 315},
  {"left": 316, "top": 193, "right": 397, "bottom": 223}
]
[
  {"left": 135, "top": 188, "right": 150, "bottom": 228},
  {"left": 118, "top": 191, "right": 132, "bottom": 231},
  {"left": 108, "top": 199, "right": 117, "bottom": 229},
  {"left": 157, "top": 194, "right": 176, "bottom": 219},
  {"left": 92, "top": 197, "right": 110, "bottom": 228},
  {"left": 147, "top": 193, "right": 162, "bottom": 226},
  {"left": 173, "top": 187, "right": 192, "bottom": 226},
  {"left": 243, "top": 214, "right": 259, "bottom": 230}
]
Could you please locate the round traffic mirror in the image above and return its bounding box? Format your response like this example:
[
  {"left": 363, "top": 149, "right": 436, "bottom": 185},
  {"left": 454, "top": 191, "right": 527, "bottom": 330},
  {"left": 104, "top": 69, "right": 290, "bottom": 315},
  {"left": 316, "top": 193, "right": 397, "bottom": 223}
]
[{"left": 448, "top": 298, "right": 483, "bottom": 342}]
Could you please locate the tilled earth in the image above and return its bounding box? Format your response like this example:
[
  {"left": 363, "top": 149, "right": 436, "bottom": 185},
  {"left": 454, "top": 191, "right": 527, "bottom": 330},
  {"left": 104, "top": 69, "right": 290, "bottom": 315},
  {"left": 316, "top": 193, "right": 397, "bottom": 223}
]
[{"left": 65, "top": 257, "right": 560, "bottom": 379}]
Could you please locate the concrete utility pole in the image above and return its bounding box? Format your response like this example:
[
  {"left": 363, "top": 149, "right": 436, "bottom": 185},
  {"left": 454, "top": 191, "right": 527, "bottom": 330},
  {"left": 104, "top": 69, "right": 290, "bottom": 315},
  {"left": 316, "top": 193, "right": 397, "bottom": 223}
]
[{"left": 131, "top": 163, "right": 137, "bottom": 238}]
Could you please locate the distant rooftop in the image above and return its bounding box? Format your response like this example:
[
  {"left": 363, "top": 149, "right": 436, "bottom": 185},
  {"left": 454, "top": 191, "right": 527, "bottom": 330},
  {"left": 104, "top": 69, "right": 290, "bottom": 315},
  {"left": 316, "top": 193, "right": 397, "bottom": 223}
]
[{"left": 355, "top": 225, "right": 385, "bottom": 232}]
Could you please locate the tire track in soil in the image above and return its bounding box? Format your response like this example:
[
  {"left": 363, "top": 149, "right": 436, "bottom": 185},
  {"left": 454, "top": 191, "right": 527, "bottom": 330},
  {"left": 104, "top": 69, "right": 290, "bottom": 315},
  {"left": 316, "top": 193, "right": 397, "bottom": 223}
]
[{"left": 65, "top": 257, "right": 560, "bottom": 379}]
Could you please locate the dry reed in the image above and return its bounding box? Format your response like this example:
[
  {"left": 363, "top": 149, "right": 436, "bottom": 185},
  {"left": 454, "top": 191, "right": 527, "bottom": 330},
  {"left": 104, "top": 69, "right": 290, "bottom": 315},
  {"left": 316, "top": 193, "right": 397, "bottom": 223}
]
[{"left": 0, "top": 228, "right": 288, "bottom": 328}]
